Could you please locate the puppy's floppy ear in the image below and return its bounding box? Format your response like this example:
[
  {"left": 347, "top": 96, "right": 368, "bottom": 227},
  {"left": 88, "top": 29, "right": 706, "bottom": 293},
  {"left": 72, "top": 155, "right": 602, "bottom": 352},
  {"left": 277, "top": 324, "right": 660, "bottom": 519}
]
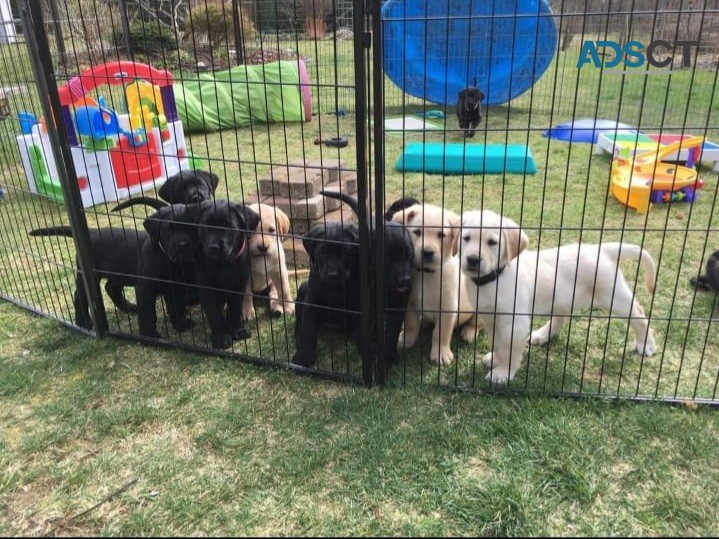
[
  {"left": 199, "top": 170, "right": 220, "bottom": 194},
  {"left": 232, "top": 204, "right": 261, "bottom": 233},
  {"left": 391, "top": 204, "right": 420, "bottom": 225},
  {"left": 500, "top": 216, "right": 529, "bottom": 265},
  {"left": 274, "top": 207, "right": 290, "bottom": 237},
  {"left": 158, "top": 172, "right": 181, "bottom": 203},
  {"left": 144, "top": 207, "right": 171, "bottom": 244},
  {"left": 343, "top": 223, "right": 359, "bottom": 244},
  {"left": 455, "top": 213, "right": 471, "bottom": 255},
  {"left": 302, "top": 225, "right": 325, "bottom": 261},
  {"left": 385, "top": 196, "right": 420, "bottom": 221},
  {"left": 477, "top": 89, "right": 485, "bottom": 102},
  {"left": 248, "top": 203, "right": 262, "bottom": 231},
  {"left": 445, "top": 211, "right": 461, "bottom": 257}
]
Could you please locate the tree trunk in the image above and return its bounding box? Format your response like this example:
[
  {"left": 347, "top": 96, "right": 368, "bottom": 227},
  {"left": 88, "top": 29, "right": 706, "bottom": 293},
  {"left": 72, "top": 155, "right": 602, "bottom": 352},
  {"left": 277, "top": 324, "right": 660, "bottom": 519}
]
[{"left": 305, "top": 16, "right": 326, "bottom": 39}]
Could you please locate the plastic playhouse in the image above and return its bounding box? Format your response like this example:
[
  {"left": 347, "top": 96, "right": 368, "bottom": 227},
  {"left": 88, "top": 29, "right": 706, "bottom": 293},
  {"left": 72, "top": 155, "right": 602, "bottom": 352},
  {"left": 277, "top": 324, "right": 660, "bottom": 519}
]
[
  {"left": 16, "top": 61, "right": 190, "bottom": 208},
  {"left": 610, "top": 136, "right": 705, "bottom": 214}
]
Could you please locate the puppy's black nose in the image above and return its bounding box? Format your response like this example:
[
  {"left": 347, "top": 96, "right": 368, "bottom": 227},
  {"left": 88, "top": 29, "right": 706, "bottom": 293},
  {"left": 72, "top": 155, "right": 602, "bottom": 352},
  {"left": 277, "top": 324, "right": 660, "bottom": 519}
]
[
  {"left": 190, "top": 194, "right": 203, "bottom": 203},
  {"left": 421, "top": 249, "right": 435, "bottom": 261},
  {"left": 207, "top": 244, "right": 221, "bottom": 252},
  {"left": 257, "top": 244, "right": 269, "bottom": 253},
  {"left": 397, "top": 276, "right": 412, "bottom": 289},
  {"left": 465, "top": 254, "right": 480, "bottom": 269}
]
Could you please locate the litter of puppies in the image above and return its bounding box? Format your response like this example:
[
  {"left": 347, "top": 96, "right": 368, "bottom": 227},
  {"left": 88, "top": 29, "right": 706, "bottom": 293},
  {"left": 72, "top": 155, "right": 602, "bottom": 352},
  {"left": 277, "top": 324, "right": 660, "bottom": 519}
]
[{"left": 28, "top": 167, "right": 669, "bottom": 384}]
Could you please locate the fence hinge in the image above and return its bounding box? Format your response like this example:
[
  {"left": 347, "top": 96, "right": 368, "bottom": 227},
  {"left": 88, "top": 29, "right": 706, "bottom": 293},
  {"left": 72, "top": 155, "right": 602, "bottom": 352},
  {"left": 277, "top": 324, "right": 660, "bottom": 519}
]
[{"left": 362, "top": 31, "right": 372, "bottom": 49}]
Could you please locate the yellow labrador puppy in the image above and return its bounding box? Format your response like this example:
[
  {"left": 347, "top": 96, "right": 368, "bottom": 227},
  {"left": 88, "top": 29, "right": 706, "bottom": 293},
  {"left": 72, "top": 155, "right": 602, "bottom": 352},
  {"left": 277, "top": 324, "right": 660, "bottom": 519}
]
[
  {"left": 392, "top": 203, "right": 481, "bottom": 365},
  {"left": 459, "top": 209, "right": 657, "bottom": 384},
  {"left": 243, "top": 203, "right": 294, "bottom": 318}
]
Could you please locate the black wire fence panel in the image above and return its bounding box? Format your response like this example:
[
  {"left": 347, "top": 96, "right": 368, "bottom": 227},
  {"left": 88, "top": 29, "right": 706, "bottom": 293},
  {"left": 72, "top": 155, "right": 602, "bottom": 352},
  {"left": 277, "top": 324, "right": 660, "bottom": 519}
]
[
  {"left": 0, "top": 0, "right": 717, "bottom": 403},
  {"left": 379, "top": 0, "right": 719, "bottom": 403}
]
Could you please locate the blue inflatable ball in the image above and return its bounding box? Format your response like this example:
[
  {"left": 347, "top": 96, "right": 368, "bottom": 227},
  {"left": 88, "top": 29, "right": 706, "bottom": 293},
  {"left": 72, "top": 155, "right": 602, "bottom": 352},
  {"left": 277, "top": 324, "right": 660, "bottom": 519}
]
[{"left": 382, "top": 0, "right": 558, "bottom": 107}]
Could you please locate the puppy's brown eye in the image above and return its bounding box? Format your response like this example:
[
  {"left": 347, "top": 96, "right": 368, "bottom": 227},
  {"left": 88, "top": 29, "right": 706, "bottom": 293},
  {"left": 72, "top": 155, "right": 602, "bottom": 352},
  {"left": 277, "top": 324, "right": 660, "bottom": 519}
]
[
  {"left": 488, "top": 239, "right": 498, "bottom": 246},
  {"left": 463, "top": 236, "right": 470, "bottom": 242},
  {"left": 413, "top": 229, "right": 421, "bottom": 237},
  {"left": 268, "top": 227, "right": 275, "bottom": 233},
  {"left": 438, "top": 231, "right": 446, "bottom": 239}
]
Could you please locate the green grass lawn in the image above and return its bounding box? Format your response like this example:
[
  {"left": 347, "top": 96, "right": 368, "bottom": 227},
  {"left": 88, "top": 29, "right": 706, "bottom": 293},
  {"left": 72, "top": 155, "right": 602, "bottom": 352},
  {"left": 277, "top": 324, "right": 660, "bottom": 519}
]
[{"left": 2, "top": 300, "right": 719, "bottom": 536}]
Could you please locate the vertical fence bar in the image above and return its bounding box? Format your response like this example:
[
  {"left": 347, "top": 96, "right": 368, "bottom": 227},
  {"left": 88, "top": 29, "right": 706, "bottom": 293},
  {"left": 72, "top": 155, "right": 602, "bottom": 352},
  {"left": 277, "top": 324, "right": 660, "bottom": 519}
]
[
  {"left": 21, "top": 0, "right": 108, "bottom": 335},
  {"left": 352, "top": 0, "right": 374, "bottom": 386},
  {"left": 370, "top": 0, "right": 387, "bottom": 384}
]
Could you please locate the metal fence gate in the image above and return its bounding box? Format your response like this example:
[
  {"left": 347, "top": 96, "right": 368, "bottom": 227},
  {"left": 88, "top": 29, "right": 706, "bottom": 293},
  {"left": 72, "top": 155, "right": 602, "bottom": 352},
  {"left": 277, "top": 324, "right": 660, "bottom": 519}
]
[{"left": 1, "top": 0, "right": 719, "bottom": 405}]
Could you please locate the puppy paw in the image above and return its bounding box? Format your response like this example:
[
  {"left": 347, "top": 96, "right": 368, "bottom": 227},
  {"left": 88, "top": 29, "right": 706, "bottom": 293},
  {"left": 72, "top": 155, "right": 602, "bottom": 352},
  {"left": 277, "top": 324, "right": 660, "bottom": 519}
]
[
  {"left": 242, "top": 306, "right": 257, "bottom": 320},
  {"left": 172, "top": 317, "right": 195, "bottom": 332},
  {"left": 211, "top": 333, "right": 233, "bottom": 349},
  {"left": 632, "top": 337, "right": 656, "bottom": 357},
  {"left": 530, "top": 328, "right": 550, "bottom": 346},
  {"left": 430, "top": 345, "right": 454, "bottom": 366},
  {"left": 460, "top": 324, "right": 478, "bottom": 343},
  {"left": 481, "top": 352, "right": 494, "bottom": 367},
  {"left": 232, "top": 326, "right": 251, "bottom": 340},
  {"left": 485, "top": 366, "right": 512, "bottom": 385},
  {"left": 140, "top": 329, "right": 162, "bottom": 340},
  {"left": 397, "top": 332, "right": 417, "bottom": 349},
  {"left": 291, "top": 352, "right": 316, "bottom": 368},
  {"left": 384, "top": 350, "right": 399, "bottom": 366},
  {"left": 282, "top": 303, "right": 296, "bottom": 316}
]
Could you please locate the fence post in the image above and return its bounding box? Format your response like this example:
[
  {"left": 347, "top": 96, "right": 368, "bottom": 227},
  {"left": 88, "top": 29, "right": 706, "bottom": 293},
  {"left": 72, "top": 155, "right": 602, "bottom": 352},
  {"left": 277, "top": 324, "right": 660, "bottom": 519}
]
[
  {"left": 369, "top": 0, "right": 388, "bottom": 385},
  {"left": 353, "top": 0, "right": 375, "bottom": 386},
  {"left": 21, "top": 0, "right": 108, "bottom": 336}
]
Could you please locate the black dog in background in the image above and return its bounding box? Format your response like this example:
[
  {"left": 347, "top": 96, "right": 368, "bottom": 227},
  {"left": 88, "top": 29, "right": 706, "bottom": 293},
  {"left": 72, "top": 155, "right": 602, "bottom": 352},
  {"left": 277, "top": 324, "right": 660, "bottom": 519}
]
[
  {"left": 29, "top": 225, "right": 147, "bottom": 329},
  {"left": 457, "top": 78, "right": 484, "bottom": 138},
  {"left": 690, "top": 250, "right": 719, "bottom": 292},
  {"left": 321, "top": 191, "right": 415, "bottom": 366},
  {"left": 112, "top": 169, "right": 219, "bottom": 212},
  {"left": 194, "top": 200, "right": 260, "bottom": 349},
  {"left": 292, "top": 219, "right": 361, "bottom": 368}
]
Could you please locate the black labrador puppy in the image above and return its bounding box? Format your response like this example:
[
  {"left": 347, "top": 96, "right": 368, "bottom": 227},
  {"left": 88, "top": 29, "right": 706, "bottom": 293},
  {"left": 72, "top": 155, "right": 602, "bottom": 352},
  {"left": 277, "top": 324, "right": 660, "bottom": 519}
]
[
  {"left": 194, "top": 199, "right": 259, "bottom": 349},
  {"left": 292, "top": 220, "right": 361, "bottom": 368},
  {"left": 321, "top": 191, "right": 415, "bottom": 365},
  {"left": 111, "top": 169, "right": 219, "bottom": 212},
  {"left": 136, "top": 203, "right": 203, "bottom": 338},
  {"left": 29, "top": 225, "right": 147, "bottom": 329},
  {"left": 457, "top": 78, "right": 485, "bottom": 138},
  {"left": 690, "top": 250, "right": 719, "bottom": 292}
]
